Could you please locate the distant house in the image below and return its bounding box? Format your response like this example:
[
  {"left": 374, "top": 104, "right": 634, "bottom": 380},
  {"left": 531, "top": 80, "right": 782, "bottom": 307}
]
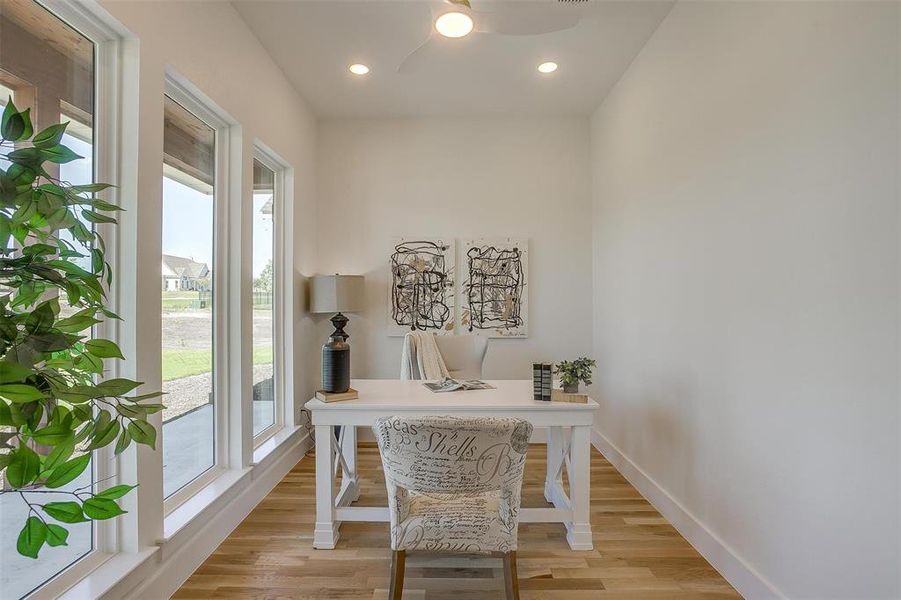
[{"left": 161, "top": 254, "right": 210, "bottom": 291}]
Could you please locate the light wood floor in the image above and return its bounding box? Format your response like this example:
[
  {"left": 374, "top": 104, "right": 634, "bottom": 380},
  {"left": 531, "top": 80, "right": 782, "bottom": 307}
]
[{"left": 174, "top": 443, "right": 741, "bottom": 599}]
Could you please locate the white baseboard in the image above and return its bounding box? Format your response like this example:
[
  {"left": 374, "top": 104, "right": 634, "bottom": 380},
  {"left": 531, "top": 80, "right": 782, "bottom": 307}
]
[
  {"left": 590, "top": 428, "right": 784, "bottom": 600},
  {"left": 103, "top": 431, "right": 312, "bottom": 599}
]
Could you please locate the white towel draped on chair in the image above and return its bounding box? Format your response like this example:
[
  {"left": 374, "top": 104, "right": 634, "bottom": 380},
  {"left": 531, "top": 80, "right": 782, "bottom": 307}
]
[{"left": 400, "top": 331, "right": 449, "bottom": 380}]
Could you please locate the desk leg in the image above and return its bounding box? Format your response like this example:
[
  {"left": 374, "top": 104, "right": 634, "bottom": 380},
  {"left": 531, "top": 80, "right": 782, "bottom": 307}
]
[
  {"left": 545, "top": 426, "right": 565, "bottom": 504},
  {"left": 314, "top": 425, "right": 339, "bottom": 549},
  {"left": 566, "top": 425, "right": 593, "bottom": 550},
  {"left": 338, "top": 425, "right": 360, "bottom": 504}
]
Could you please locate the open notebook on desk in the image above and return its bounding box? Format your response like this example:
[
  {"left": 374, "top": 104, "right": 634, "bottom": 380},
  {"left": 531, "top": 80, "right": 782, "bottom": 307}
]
[{"left": 423, "top": 377, "right": 495, "bottom": 393}]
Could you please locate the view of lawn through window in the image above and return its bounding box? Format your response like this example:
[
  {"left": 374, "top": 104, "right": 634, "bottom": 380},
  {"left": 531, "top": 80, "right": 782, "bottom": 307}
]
[
  {"left": 252, "top": 159, "right": 276, "bottom": 436},
  {"left": 161, "top": 96, "right": 216, "bottom": 499}
]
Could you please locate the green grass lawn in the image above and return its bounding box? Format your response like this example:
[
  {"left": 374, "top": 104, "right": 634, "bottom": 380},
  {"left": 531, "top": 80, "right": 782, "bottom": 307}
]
[
  {"left": 162, "top": 346, "right": 273, "bottom": 381},
  {"left": 162, "top": 291, "right": 201, "bottom": 311}
]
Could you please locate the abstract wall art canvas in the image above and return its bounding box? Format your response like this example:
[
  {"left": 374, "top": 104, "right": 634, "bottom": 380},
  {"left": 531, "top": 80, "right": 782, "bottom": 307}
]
[
  {"left": 462, "top": 237, "right": 528, "bottom": 337},
  {"left": 388, "top": 237, "right": 456, "bottom": 335}
]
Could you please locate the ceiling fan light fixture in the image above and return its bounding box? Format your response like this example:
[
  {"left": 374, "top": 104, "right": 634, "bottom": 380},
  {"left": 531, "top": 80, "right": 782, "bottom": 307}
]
[
  {"left": 435, "top": 10, "right": 474, "bottom": 38},
  {"left": 348, "top": 63, "right": 370, "bottom": 75},
  {"left": 538, "top": 61, "right": 558, "bottom": 74}
]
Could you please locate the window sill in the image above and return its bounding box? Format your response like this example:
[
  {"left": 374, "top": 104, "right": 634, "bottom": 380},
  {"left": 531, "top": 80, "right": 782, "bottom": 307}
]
[
  {"left": 252, "top": 421, "right": 284, "bottom": 450},
  {"left": 253, "top": 424, "right": 302, "bottom": 466},
  {"left": 162, "top": 424, "right": 307, "bottom": 543},
  {"left": 162, "top": 466, "right": 251, "bottom": 541},
  {"left": 56, "top": 548, "right": 156, "bottom": 600}
]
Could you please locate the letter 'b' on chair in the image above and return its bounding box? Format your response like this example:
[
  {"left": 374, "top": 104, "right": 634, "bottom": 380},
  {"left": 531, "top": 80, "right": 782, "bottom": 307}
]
[{"left": 373, "top": 415, "right": 533, "bottom": 600}]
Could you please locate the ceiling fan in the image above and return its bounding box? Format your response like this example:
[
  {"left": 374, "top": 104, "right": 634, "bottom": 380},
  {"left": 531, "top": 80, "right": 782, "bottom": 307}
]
[{"left": 397, "top": 0, "right": 586, "bottom": 73}]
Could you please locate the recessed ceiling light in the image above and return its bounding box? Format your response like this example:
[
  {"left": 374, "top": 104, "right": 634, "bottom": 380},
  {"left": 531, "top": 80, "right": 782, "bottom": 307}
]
[
  {"left": 348, "top": 63, "right": 370, "bottom": 76},
  {"left": 538, "top": 61, "right": 558, "bottom": 74},
  {"left": 435, "top": 10, "right": 474, "bottom": 38}
]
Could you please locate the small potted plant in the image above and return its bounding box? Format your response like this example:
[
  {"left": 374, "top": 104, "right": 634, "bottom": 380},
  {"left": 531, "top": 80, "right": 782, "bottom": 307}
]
[{"left": 555, "top": 357, "right": 596, "bottom": 393}]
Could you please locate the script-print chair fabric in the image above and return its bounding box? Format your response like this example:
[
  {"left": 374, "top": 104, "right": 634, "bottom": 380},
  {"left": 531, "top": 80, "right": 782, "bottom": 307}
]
[{"left": 373, "top": 416, "right": 533, "bottom": 600}]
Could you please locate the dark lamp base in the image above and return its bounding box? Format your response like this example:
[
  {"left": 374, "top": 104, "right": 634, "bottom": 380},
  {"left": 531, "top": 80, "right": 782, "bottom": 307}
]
[{"left": 330, "top": 312, "right": 349, "bottom": 340}]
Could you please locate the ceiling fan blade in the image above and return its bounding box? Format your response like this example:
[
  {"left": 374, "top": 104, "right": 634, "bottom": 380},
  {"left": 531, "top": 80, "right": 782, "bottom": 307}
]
[
  {"left": 397, "top": 33, "right": 437, "bottom": 74},
  {"left": 473, "top": 6, "right": 581, "bottom": 36}
]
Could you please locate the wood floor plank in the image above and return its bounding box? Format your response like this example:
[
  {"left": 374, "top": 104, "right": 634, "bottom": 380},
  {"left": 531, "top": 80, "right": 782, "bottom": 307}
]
[{"left": 177, "top": 444, "right": 741, "bottom": 599}]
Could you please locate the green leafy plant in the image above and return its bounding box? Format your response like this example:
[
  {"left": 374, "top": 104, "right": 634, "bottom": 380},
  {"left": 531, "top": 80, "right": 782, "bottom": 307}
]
[
  {"left": 0, "top": 98, "right": 162, "bottom": 559},
  {"left": 554, "top": 357, "right": 596, "bottom": 390}
]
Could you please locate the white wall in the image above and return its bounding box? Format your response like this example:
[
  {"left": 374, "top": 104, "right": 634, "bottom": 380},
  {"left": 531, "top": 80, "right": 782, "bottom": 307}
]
[
  {"left": 101, "top": 0, "right": 319, "bottom": 416},
  {"left": 589, "top": 2, "right": 899, "bottom": 598},
  {"left": 316, "top": 118, "right": 593, "bottom": 379},
  {"left": 98, "top": 0, "right": 318, "bottom": 551}
]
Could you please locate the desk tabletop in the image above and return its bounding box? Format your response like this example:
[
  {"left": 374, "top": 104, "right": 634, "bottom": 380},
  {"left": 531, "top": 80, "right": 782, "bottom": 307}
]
[{"left": 305, "top": 379, "right": 599, "bottom": 412}]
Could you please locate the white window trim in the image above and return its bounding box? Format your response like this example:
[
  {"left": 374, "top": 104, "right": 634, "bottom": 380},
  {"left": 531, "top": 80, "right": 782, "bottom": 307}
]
[
  {"left": 161, "top": 70, "right": 243, "bottom": 515},
  {"left": 16, "top": 1, "right": 132, "bottom": 598},
  {"left": 251, "top": 143, "right": 292, "bottom": 449}
]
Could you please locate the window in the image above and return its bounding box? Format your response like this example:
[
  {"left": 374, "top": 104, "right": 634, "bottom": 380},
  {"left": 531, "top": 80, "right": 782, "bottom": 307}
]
[
  {"left": 161, "top": 95, "right": 216, "bottom": 499},
  {"left": 252, "top": 158, "right": 277, "bottom": 438},
  {"left": 0, "top": 2, "right": 97, "bottom": 597}
]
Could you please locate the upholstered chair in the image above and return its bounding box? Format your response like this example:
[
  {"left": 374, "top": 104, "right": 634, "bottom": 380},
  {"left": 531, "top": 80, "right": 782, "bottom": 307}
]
[
  {"left": 373, "top": 415, "right": 533, "bottom": 600},
  {"left": 434, "top": 335, "right": 489, "bottom": 379}
]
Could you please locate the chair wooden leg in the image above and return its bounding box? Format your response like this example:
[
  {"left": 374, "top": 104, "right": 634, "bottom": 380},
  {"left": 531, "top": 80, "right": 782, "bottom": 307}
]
[
  {"left": 389, "top": 550, "right": 406, "bottom": 600},
  {"left": 502, "top": 551, "right": 520, "bottom": 600}
]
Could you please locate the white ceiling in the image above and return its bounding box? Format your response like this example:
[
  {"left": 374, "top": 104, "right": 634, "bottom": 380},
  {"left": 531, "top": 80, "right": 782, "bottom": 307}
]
[{"left": 233, "top": 0, "right": 674, "bottom": 118}]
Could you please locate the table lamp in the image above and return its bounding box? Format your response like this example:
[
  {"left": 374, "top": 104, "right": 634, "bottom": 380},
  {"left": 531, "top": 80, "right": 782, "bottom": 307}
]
[{"left": 310, "top": 274, "right": 364, "bottom": 393}]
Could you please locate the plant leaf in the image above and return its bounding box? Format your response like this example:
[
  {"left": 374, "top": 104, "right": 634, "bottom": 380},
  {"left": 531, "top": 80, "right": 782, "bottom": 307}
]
[
  {"left": 84, "top": 339, "right": 125, "bottom": 360},
  {"left": 0, "top": 400, "right": 13, "bottom": 426},
  {"left": 42, "top": 438, "right": 75, "bottom": 472},
  {"left": 0, "top": 97, "right": 19, "bottom": 139},
  {"left": 114, "top": 427, "right": 132, "bottom": 454},
  {"left": 96, "top": 484, "right": 136, "bottom": 500},
  {"left": 45, "top": 524, "right": 69, "bottom": 547},
  {"left": 0, "top": 360, "right": 32, "bottom": 384},
  {"left": 42, "top": 502, "right": 88, "bottom": 524},
  {"left": 1, "top": 101, "right": 33, "bottom": 142},
  {"left": 71, "top": 183, "right": 114, "bottom": 193},
  {"left": 16, "top": 516, "right": 47, "bottom": 559},
  {"left": 127, "top": 419, "right": 156, "bottom": 450},
  {"left": 83, "top": 497, "right": 126, "bottom": 520},
  {"left": 39, "top": 144, "right": 82, "bottom": 164},
  {"left": 85, "top": 417, "right": 119, "bottom": 451},
  {"left": 94, "top": 378, "right": 140, "bottom": 397},
  {"left": 0, "top": 384, "right": 44, "bottom": 403},
  {"left": 6, "top": 444, "right": 41, "bottom": 487},
  {"left": 30, "top": 423, "right": 73, "bottom": 446},
  {"left": 32, "top": 123, "right": 68, "bottom": 149},
  {"left": 81, "top": 209, "right": 116, "bottom": 224},
  {"left": 55, "top": 313, "right": 100, "bottom": 333},
  {"left": 45, "top": 453, "right": 90, "bottom": 489}
]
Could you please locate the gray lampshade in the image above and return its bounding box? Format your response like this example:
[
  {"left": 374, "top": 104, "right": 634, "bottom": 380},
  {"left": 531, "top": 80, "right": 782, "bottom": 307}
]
[{"left": 310, "top": 274, "right": 364, "bottom": 314}]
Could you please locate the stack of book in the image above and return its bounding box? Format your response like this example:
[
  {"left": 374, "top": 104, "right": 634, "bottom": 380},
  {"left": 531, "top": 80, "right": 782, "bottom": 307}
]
[
  {"left": 315, "top": 388, "right": 358, "bottom": 403},
  {"left": 551, "top": 389, "right": 589, "bottom": 404},
  {"left": 532, "top": 363, "right": 553, "bottom": 401}
]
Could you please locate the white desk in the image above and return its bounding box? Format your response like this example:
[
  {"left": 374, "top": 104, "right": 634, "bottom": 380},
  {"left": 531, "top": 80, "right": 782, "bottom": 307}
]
[{"left": 304, "top": 379, "right": 598, "bottom": 551}]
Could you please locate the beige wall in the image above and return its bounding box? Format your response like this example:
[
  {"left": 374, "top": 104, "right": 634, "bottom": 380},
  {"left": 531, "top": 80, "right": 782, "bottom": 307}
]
[
  {"left": 589, "top": 1, "right": 900, "bottom": 598},
  {"left": 316, "top": 117, "right": 593, "bottom": 379}
]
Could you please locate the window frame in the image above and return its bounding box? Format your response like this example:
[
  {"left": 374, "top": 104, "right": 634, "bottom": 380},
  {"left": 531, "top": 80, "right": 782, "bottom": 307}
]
[
  {"left": 250, "top": 145, "right": 289, "bottom": 448},
  {"left": 6, "top": 0, "right": 130, "bottom": 597},
  {"left": 161, "top": 72, "right": 237, "bottom": 515}
]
